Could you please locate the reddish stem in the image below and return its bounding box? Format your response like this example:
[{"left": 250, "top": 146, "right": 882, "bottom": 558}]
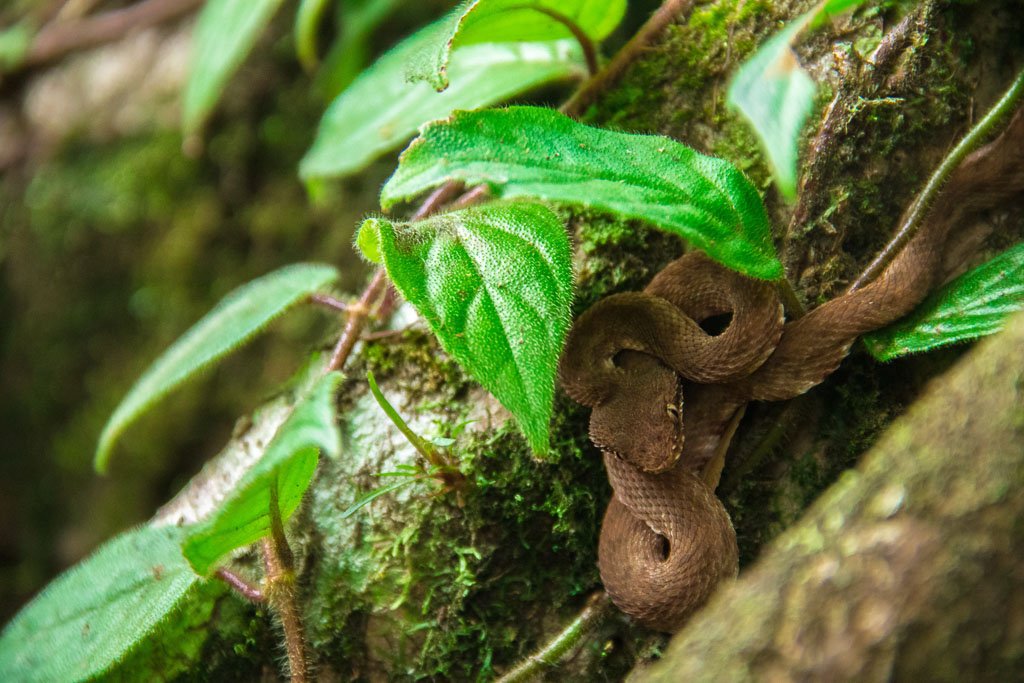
[{"left": 215, "top": 567, "right": 265, "bottom": 603}]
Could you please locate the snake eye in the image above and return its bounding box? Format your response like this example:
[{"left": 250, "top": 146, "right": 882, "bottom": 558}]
[{"left": 665, "top": 404, "right": 680, "bottom": 419}]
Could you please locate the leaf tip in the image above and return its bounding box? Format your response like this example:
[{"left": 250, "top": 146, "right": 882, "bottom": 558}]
[{"left": 356, "top": 218, "right": 385, "bottom": 264}]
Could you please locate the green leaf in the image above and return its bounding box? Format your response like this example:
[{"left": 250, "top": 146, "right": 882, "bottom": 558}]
[
  {"left": 299, "top": 19, "right": 585, "bottom": 180},
  {"left": 810, "top": 0, "right": 867, "bottom": 29},
  {"left": 381, "top": 106, "right": 782, "bottom": 280},
  {"left": 295, "top": 0, "right": 333, "bottom": 70},
  {"left": 864, "top": 243, "right": 1024, "bottom": 361},
  {"left": 727, "top": 16, "right": 816, "bottom": 202},
  {"left": 96, "top": 263, "right": 339, "bottom": 473},
  {"left": 0, "top": 22, "right": 32, "bottom": 73},
  {"left": 182, "top": 372, "right": 343, "bottom": 575},
  {"left": 357, "top": 201, "right": 573, "bottom": 453},
  {"left": 313, "top": 0, "right": 407, "bottom": 99},
  {"left": 0, "top": 525, "right": 200, "bottom": 682},
  {"left": 407, "top": 0, "right": 626, "bottom": 90},
  {"left": 182, "top": 0, "right": 286, "bottom": 134}
]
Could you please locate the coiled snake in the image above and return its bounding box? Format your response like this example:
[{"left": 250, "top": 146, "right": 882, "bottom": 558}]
[{"left": 559, "top": 110, "right": 1024, "bottom": 632}]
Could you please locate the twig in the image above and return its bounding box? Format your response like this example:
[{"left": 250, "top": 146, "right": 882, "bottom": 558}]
[
  {"left": 409, "top": 182, "right": 464, "bottom": 221},
  {"left": 24, "top": 0, "right": 203, "bottom": 69},
  {"left": 308, "top": 293, "right": 348, "bottom": 313},
  {"left": 846, "top": 68, "right": 1024, "bottom": 292},
  {"left": 215, "top": 567, "right": 266, "bottom": 603},
  {"left": 261, "top": 482, "right": 308, "bottom": 683},
  {"left": 326, "top": 269, "right": 388, "bottom": 372},
  {"left": 449, "top": 184, "right": 490, "bottom": 210},
  {"left": 561, "top": 0, "right": 695, "bottom": 117},
  {"left": 494, "top": 592, "right": 613, "bottom": 683}
]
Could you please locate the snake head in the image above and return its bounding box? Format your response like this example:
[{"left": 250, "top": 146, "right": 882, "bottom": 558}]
[{"left": 588, "top": 350, "right": 684, "bottom": 473}]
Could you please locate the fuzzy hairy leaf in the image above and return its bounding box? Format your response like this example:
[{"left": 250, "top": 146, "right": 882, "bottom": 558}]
[
  {"left": 864, "top": 243, "right": 1024, "bottom": 361},
  {"left": 182, "top": 0, "right": 285, "bottom": 134},
  {"left": 357, "top": 201, "right": 573, "bottom": 453},
  {"left": 407, "top": 0, "right": 626, "bottom": 90},
  {"left": 382, "top": 106, "right": 782, "bottom": 280},
  {"left": 96, "top": 263, "right": 339, "bottom": 473},
  {"left": 727, "top": 17, "right": 815, "bottom": 202},
  {"left": 299, "top": 19, "right": 584, "bottom": 179},
  {"left": 0, "top": 526, "right": 200, "bottom": 682},
  {"left": 182, "top": 372, "right": 342, "bottom": 575}
]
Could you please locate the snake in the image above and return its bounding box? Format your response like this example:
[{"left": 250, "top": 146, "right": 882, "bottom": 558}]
[{"left": 559, "top": 109, "right": 1024, "bottom": 632}]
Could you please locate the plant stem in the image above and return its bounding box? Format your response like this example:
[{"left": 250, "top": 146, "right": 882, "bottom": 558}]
[
  {"left": 561, "top": 0, "right": 695, "bottom": 117},
  {"left": 327, "top": 268, "right": 387, "bottom": 372},
  {"left": 262, "top": 482, "right": 307, "bottom": 683},
  {"left": 511, "top": 5, "right": 599, "bottom": 76},
  {"left": 495, "top": 591, "right": 613, "bottom": 683},
  {"left": 775, "top": 277, "right": 806, "bottom": 319},
  {"left": 308, "top": 293, "right": 348, "bottom": 313},
  {"left": 846, "top": 68, "right": 1024, "bottom": 293},
  {"left": 215, "top": 567, "right": 266, "bottom": 603},
  {"left": 366, "top": 370, "right": 445, "bottom": 469}
]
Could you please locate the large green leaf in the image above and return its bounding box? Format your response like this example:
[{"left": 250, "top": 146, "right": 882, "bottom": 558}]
[
  {"left": 299, "top": 18, "right": 585, "bottom": 180},
  {"left": 864, "top": 243, "right": 1024, "bottom": 361},
  {"left": 407, "top": 0, "right": 627, "bottom": 90},
  {"left": 181, "top": 371, "right": 342, "bottom": 575},
  {"left": 381, "top": 106, "right": 782, "bottom": 280},
  {"left": 0, "top": 526, "right": 200, "bottom": 682},
  {"left": 96, "top": 263, "right": 339, "bottom": 473},
  {"left": 357, "top": 201, "right": 573, "bottom": 454},
  {"left": 182, "top": 0, "right": 286, "bottom": 134}
]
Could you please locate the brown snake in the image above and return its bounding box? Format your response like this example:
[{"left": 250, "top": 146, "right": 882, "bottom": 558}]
[{"left": 559, "top": 109, "right": 1024, "bottom": 632}]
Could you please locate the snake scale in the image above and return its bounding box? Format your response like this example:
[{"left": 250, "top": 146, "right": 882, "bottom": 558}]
[{"left": 560, "top": 109, "right": 1024, "bottom": 632}]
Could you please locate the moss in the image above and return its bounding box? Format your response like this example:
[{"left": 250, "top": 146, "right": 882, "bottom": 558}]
[
  {"left": 182, "top": 594, "right": 277, "bottom": 683},
  {"left": 110, "top": 580, "right": 227, "bottom": 682}
]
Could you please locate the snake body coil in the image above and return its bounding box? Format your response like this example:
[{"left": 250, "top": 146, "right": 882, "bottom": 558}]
[{"left": 560, "top": 111, "right": 1024, "bottom": 632}]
